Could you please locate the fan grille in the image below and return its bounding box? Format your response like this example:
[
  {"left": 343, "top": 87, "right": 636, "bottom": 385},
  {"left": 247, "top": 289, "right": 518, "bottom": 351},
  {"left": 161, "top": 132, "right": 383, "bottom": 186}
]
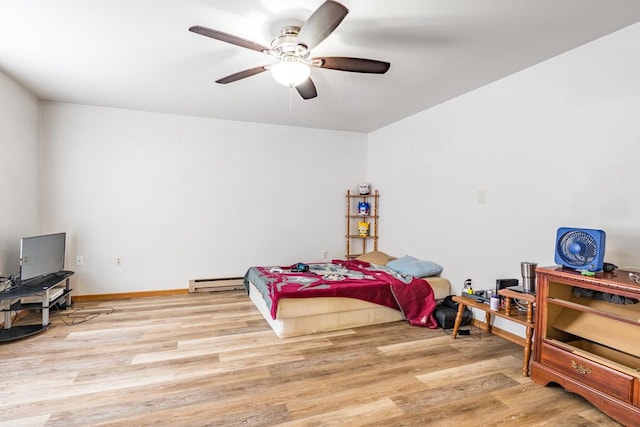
[{"left": 556, "top": 230, "right": 598, "bottom": 266}]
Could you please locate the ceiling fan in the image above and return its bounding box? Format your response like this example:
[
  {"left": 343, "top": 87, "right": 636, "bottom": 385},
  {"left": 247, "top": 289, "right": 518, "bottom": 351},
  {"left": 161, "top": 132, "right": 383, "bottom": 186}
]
[{"left": 189, "top": 0, "right": 390, "bottom": 100}]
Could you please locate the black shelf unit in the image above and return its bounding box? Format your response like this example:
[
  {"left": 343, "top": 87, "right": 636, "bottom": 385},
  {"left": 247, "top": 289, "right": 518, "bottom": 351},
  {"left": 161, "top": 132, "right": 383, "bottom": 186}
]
[{"left": 0, "top": 271, "right": 74, "bottom": 343}]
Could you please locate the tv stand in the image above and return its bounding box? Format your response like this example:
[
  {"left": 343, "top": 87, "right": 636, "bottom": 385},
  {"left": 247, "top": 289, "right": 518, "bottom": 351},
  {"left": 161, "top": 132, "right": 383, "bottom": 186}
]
[{"left": 0, "top": 271, "right": 74, "bottom": 343}]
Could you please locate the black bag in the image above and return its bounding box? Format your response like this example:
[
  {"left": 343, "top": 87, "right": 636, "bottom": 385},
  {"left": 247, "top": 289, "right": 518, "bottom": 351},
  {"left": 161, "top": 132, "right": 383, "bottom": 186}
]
[{"left": 434, "top": 295, "right": 472, "bottom": 329}]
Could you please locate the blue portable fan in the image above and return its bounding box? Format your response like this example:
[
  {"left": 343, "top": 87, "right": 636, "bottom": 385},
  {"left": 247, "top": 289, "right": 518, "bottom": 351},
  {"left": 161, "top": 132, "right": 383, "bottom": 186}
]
[{"left": 555, "top": 227, "right": 606, "bottom": 272}]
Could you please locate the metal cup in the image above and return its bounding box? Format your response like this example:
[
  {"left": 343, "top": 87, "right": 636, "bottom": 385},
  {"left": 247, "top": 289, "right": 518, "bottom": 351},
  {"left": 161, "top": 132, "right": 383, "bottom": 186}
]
[{"left": 521, "top": 262, "right": 537, "bottom": 293}]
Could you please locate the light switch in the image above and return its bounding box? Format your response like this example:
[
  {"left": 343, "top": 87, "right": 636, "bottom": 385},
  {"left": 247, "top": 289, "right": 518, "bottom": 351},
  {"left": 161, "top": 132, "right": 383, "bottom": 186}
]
[{"left": 477, "top": 190, "right": 487, "bottom": 204}]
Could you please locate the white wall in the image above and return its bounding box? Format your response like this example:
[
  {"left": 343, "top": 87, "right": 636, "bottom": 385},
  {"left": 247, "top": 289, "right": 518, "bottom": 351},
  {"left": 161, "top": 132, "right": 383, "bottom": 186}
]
[
  {"left": 368, "top": 23, "right": 640, "bottom": 298},
  {"left": 39, "top": 103, "right": 366, "bottom": 295},
  {"left": 0, "top": 72, "right": 40, "bottom": 278},
  {"left": 11, "top": 22, "right": 640, "bottom": 304}
]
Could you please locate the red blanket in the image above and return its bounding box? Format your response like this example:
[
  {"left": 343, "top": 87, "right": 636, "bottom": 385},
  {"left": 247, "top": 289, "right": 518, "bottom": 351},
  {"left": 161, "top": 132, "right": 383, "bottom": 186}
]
[{"left": 245, "top": 260, "right": 438, "bottom": 328}]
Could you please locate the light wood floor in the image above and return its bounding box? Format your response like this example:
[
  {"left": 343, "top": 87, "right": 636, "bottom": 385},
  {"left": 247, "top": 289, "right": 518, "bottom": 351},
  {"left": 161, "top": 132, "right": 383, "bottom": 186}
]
[{"left": 0, "top": 291, "right": 621, "bottom": 426}]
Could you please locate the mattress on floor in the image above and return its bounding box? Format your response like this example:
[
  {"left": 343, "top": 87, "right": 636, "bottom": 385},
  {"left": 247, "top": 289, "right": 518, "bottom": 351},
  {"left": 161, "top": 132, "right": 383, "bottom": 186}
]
[{"left": 247, "top": 276, "right": 451, "bottom": 338}]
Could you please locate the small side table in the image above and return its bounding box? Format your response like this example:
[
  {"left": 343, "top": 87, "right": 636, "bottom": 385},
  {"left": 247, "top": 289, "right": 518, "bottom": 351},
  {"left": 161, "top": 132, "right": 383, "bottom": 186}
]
[{"left": 451, "top": 289, "right": 535, "bottom": 376}]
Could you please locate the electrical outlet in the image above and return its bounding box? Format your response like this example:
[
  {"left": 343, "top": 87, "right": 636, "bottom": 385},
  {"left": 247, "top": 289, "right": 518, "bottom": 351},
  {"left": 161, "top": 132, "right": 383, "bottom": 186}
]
[
  {"left": 322, "top": 250, "right": 328, "bottom": 260},
  {"left": 115, "top": 256, "right": 123, "bottom": 266},
  {"left": 76, "top": 255, "right": 84, "bottom": 266}
]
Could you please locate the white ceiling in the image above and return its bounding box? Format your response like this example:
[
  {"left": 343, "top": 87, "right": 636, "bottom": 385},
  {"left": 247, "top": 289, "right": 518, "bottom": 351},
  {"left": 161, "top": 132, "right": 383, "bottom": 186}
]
[{"left": 1, "top": 1, "right": 640, "bottom": 133}]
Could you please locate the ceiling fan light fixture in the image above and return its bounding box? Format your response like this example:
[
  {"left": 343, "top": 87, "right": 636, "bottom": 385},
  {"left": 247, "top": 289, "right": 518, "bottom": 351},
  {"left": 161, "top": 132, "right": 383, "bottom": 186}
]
[
  {"left": 190, "top": 0, "right": 388, "bottom": 99},
  {"left": 271, "top": 58, "right": 311, "bottom": 87}
]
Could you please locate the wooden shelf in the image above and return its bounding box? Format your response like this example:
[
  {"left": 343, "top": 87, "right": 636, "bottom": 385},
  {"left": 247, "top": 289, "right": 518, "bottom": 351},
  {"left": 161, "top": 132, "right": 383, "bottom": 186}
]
[
  {"left": 547, "top": 296, "right": 640, "bottom": 327},
  {"left": 345, "top": 189, "right": 379, "bottom": 259}
]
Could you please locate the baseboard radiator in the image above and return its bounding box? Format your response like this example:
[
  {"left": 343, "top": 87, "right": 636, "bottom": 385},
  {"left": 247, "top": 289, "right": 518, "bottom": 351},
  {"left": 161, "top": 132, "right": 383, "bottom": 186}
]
[{"left": 189, "top": 277, "right": 245, "bottom": 293}]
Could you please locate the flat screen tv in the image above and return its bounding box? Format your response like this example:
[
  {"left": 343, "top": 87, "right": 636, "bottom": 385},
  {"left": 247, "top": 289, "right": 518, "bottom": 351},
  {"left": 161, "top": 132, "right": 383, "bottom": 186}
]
[{"left": 19, "top": 232, "right": 66, "bottom": 282}]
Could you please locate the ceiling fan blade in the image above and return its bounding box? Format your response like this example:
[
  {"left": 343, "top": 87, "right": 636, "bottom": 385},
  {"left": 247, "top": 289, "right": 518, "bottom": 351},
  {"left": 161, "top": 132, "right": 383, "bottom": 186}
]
[
  {"left": 296, "top": 78, "right": 318, "bottom": 100},
  {"left": 189, "top": 25, "right": 269, "bottom": 53},
  {"left": 313, "top": 57, "right": 391, "bottom": 74},
  {"left": 297, "top": 1, "right": 349, "bottom": 50},
  {"left": 215, "top": 66, "right": 269, "bottom": 84}
]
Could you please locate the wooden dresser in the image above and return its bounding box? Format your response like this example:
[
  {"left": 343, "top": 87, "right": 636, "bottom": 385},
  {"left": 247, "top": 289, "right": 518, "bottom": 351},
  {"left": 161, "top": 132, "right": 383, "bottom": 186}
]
[{"left": 531, "top": 266, "right": 640, "bottom": 426}]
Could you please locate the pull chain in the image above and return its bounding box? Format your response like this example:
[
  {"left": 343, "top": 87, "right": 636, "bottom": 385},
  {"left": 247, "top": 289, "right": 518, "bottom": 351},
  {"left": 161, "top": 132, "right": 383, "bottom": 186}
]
[{"left": 289, "top": 85, "right": 293, "bottom": 116}]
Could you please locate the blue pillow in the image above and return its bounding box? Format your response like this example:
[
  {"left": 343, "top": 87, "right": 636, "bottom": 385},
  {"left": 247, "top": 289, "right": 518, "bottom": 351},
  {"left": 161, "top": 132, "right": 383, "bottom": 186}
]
[{"left": 386, "top": 255, "right": 443, "bottom": 278}]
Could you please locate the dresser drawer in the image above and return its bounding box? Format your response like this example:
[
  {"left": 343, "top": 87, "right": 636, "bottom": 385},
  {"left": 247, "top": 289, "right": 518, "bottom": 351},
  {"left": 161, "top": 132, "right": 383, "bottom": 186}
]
[{"left": 540, "top": 342, "right": 634, "bottom": 404}]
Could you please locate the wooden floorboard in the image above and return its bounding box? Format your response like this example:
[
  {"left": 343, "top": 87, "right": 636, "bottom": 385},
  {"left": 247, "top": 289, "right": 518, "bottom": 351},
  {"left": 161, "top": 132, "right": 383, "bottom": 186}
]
[{"left": 0, "top": 291, "right": 622, "bottom": 426}]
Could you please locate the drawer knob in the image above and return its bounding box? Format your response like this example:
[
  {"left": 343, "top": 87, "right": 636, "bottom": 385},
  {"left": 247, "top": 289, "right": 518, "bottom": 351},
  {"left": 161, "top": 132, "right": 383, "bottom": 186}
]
[{"left": 571, "top": 360, "right": 592, "bottom": 375}]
